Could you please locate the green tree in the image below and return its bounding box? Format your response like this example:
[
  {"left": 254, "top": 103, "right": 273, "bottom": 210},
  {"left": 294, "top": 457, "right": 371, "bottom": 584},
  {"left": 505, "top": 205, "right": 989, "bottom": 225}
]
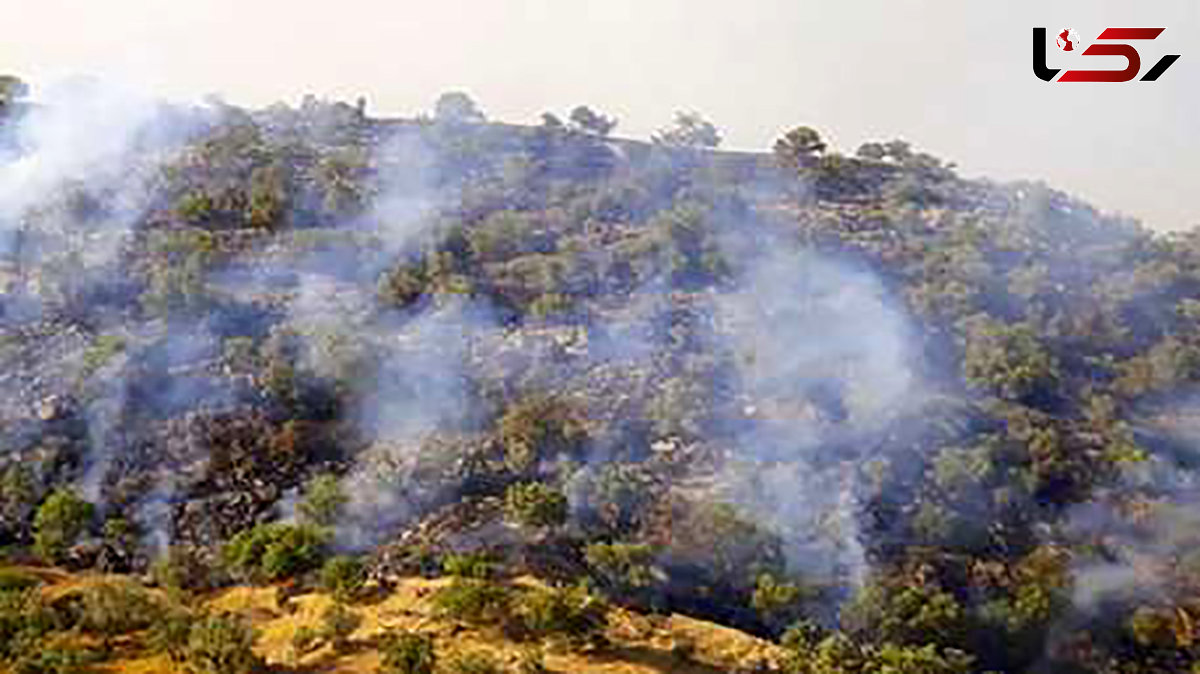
[
  {"left": 774, "top": 126, "right": 827, "bottom": 170},
  {"left": 0, "top": 75, "right": 28, "bottom": 107},
  {"left": 434, "top": 92, "right": 486, "bottom": 125},
  {"left": 33, "top": 489, "right": 94, "bottom": 564},
  {"left": 297, "top": 473, "right": 347, "bottom": 527},
  {"left": 184, "top": 613, "right": 263, "bottom": 674},
  {"left": 378, "top": 630, "right": 436, "bottom": 674},
  {"left": 568, "top": 105, "right": 617, "bottom": 137},
  {"left": 319, "top": 602, "right": 361, "bottom": 653},
  {"left": 652, "top": 111, "right": 722, "bottom": 149},
  {"left": 320, "top": 556, "right": 366, "bottom": 601},
  {"left": 503, "top": 482, "right": 568, "bottom": 529}
]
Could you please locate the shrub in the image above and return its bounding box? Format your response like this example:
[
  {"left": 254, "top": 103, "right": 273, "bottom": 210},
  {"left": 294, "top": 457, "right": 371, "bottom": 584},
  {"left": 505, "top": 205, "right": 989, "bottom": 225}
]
[
  {"left": 222, "top": 522, "right": 327, "bottom": 582},
  {"left": 432, "top": 579, "right": 511, "bottom": 624},
  {"left": 514, "top": 584, "right": 607, "bottom": 645},
  {"left": 0, "top": 590, "right": 61, "bottom": 662},
  {"left": 11, "top": 642, "right": 104, "bottom": 674},
  {"left": 752, "top": 573, "right": 805, "bottom": 631},
  {"left": 151, "top": 545, "right": 216, "bottom": 591},
  {"left": 377, "top": 630, "right": 436, "bottom": 674},
  {"left": 0, "top": 569, "right": 41, "bottom": 593},
  {"left": 499, "top": 397, "right": 585, "bottom": 473},
  {"left": 72, "top": 580, "right": 162, "bottom": 638},
  {"left": 584, "top": 543, "right": 656, "bottom": 596},
  {"left": 297, "top": 474, "right": 347, "bottom": 527},
  {"left": 149, "top": 605, "right": 195, "bottom": 664},
  {"left": 290, "top": 625, "right": 321, "bottom": 660},
  {"left": 514, "top": 646, "right": 546, "bottom": 673},
  {"left": 503, "top": 483, "right": 568, "bottom": 529},
  {"left": 319, "top": 602, "right": 361, "bottom": 653},
  {"left": 33, "top": 490, "right": 94, "bottom": 564},
  {"left": 441, "top": 552, "right": 494, "bottom": 580},
  {"left": 444, "top": 650, "right": 502, "bottom": 674},
  {"left": 184, "top": 613, "right": 263, "bottom": 674},
  {"left": 320, "top": 556, "right": 366, "bottom": 601}
]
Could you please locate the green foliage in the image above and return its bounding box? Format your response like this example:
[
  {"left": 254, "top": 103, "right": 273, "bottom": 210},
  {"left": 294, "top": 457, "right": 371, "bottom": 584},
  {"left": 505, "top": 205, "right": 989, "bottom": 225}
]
[
  {"left": 321, "top": 555, "right": 366, "bottom": 601},
  {"left": 503, "top": 482, "right": 568, "bottom": 529},
  {"left": 653, "top": 111, "right": 722, "bottom": 149},
  {"left": 290, "top": 625, "right": 322, "bottom": 659},
  {"left": 568, "top": 106, "right": 617, "bottom": 137},
  {"left": 377, "top": 630, "right": 436, "bottom": 674},
  {"left": 527, "top": 292, "right": 573, "bottom": 321},
  {"left": 499, "top": 396, "right": 585, "bottom": 473},
  {"left": 774, "top": 126, "right": 826, "bottom": 170},
  {"left": 11, "top": 642, "right": 105, "bottom": 674},
  {"left": 183, "top": 613, "right": 263, "bottom": 674},
  {"left": 782, "top": 633, "right": 973, "bottom": 674},
  {"left": 319, "top": 602, "right": 361, "bottom": 653},
  {"left": 149, "top": 605, "right": 196, "bottom": 664},
  {"left": 221, "top": 522, "right": 327, "bottom": 582},
  {"left": 151, "top": 545, "right": 216, "bottom": 591},
  {"left": 961, "top": 316, "right": 1058, "bottom": 402},
  {"left": 297, "top": 473, "right": 347, "bottom": 527},
  {"left": 514, "top": 583, "right": 607, "bottom": 645},
  {"left": 841, "top": 582, "right": 964, "bottom": 648},
  {"left": 71, "top": 580, "right": 162, "bottom": 638},
  {"left": 752, "top": 573, "right": 805, "bottom": 629},
  {"left": 442, "top": 552, "right": 495, "bottom": 580},
  {"left": 432, "top": 579, "right": 511, "bottom": 624},
  {"left": 0, "top": 590, "right": 62, "bottom": 662},
  {"left": 584, "top": 543, "right": 657, "bottom": 596},
  {"left": 0, "top": 75, "right": 29, "bottom": 106},
  {"left": 177, "top": 192, "right": 216, "bottom": 223},
  {"left": 444, "top": 650, "right": 502, "bottom": 674},
  {"left": 434, "top": 92, "right": 486, "bottom": 125},
  {"left": 0, "top": 465, "right": 37, "bottom": 543},
  {"left": 80, "top": 334, "right": 126, "bottom": 378},
  {"left": 0, "top": 569, "right": 40, "bottom": 593},
  {"left": 33, "top": 490, "right": 94, "bottom": 564}
]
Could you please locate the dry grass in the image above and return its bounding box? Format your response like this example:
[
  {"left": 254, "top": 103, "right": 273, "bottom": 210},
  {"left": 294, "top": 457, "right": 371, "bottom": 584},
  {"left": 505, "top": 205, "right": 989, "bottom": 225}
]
[{"left": 6, "top": 568, "right": 784, "bottom": 674}]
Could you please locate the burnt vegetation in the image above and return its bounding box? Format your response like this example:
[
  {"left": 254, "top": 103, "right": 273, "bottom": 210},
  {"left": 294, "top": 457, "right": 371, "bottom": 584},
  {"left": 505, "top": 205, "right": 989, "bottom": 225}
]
[{"left": 1, "top": 76, "right": 1199, "bottom": 673}]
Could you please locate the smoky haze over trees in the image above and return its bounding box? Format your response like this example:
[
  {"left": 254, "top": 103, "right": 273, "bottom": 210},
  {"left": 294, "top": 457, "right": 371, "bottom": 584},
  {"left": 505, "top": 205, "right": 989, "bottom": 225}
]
[{"left": 0, "top": 78, "right": 1199, "bottom": 673}]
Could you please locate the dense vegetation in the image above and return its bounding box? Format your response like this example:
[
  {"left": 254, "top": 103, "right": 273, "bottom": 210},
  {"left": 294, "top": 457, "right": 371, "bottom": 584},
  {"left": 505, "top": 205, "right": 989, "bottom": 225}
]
[{"left": 1, "top": 74, "right": 1199, "bottom": 673}]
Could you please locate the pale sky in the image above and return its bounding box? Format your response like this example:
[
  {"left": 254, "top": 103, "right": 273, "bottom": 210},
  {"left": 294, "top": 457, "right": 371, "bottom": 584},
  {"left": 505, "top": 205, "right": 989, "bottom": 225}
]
[{"left": 3, "top": 0, "right": 1197, "bottom": 229}]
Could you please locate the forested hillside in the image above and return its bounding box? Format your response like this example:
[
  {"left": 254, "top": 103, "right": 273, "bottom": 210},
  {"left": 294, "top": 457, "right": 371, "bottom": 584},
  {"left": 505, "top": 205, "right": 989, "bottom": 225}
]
[{"left": 1, "top": 76, "right": 1199, "bottom": 673}]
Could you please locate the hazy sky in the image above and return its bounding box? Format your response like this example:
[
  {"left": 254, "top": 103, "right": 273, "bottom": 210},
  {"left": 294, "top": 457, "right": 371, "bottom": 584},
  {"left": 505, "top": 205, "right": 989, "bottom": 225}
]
[{"left": 3, "top": 0, "right": 1197, "bottom": 229}]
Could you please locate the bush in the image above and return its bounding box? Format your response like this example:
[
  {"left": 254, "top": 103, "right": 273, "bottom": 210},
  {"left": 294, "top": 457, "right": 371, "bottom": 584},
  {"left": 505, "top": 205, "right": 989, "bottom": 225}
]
[
  {"left": 320, "top": 556, "right": 366, "bottom": 601},
  {"left": 0, "top": 590, "right": 62, "bottom": 662},
  {"left": 184, "top": 613, "right": 263, "bottom": 674},
  {"left": 441, "top": 552, "right": 494, "bottom": 580},
  {"left": 222, "top": 522, "right": 327, "bottom": 582},
  {"left": 584, "top": 543, "right": 656, "bottom": 597},
  {"left": 290, "top": 625, "right": 321, "bottom": 660},
  {"left": 71, "top": 580, "right": 162, "bottom": 638},
  {"left": 151, "top": 545, "right": 216, "bottom": 591},
  {"left": 514, "top": 646, "right": 546, "bottom": 674},
  {"left": 11, "top": 641, "right": 104, "bottom": 674},
  {"left": 0, "top": 569, "right": 41, "bottom": 593},
  {"left": 432, "top": 579, "right": 511, "bottom": 624},
  {"left": 297, "top": 474, "right": 347, "bottom": 527},
  {"left": 751, "top": 573, "right": 804, "bottom": 631},
  {"left": 444, "top": 650, "right": 502, "bottom": 674},
  {"left": 33, "top": 490, "right": 94, "bottom": 564},
  {"left": 378, "top": 630, "right": 436, "bottom": 674},
  {"left": 503, "top": 483, "right": 568, "bottom": 529},
  {"left": 319, "top": 602, "right": 361, "bottom": 653},
  {"left": 149, "top": 605, "right": 195, "bottom": 664},
  {"left": 499, "top": 397, "right": 585, "bottom": 473},
  {"left": 514, "top": 584, "right": 607, "bottom": 645}
]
